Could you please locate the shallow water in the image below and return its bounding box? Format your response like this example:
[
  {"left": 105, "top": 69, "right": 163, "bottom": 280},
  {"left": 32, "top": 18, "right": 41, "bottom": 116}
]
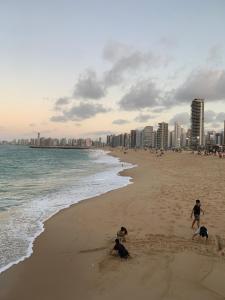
[{"left": 0, "top": 145, "right": 132, "bottom": 273}]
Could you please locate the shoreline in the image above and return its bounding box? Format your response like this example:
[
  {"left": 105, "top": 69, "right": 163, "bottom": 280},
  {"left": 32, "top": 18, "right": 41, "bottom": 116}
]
[
  {"left": 0, "top": 148, "right": 134, "bottom": 275},
  {"left": 1, "top": 149, "right": 225, "bottom": 299}
]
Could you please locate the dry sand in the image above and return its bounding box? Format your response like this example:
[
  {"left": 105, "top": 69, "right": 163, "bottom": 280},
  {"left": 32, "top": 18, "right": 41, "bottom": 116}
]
[{"left": 0, "top": 149, "right": 225, "bottom": 300}]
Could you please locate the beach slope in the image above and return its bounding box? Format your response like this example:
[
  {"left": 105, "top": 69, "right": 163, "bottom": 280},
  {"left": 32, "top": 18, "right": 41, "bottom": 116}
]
[{"left": 0, "top": 150, "right": 225, "bottom": 300}]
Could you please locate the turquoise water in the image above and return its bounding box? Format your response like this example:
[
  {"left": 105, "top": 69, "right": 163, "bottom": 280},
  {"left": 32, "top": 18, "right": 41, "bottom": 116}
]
[{"left": 0, "top": 145, "right": 132, "bottom": 273}]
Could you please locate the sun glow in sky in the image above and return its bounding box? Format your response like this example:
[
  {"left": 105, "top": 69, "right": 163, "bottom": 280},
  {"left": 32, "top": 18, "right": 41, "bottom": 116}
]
[{"left": 1, "top": 0, "right": 225, "bottom": 140}]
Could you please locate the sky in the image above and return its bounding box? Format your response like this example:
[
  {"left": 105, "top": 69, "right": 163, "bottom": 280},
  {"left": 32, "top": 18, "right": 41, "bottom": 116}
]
[{"left": 1, "top": 0, "right": 225, "bottom": 140}]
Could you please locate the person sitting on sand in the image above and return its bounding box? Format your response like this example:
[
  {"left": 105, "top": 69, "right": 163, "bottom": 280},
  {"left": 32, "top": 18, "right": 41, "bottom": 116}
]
[
  {"left": 191, "top": 199, "right": 204, "bottom": 228},
  {"left": 111, "top": 239, "right": 129, "bottom": 259},
  {"left": 117, "top": 226, "right": 128, "bottom": 242},
  {"left": 192, "top": 226, "right": 208, "bottom": 241}
]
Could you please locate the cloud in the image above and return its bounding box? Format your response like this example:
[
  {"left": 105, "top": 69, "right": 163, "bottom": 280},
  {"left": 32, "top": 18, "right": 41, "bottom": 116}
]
[
  {"left": 168, "top": 69, "right": 225, "bottom": 107},
  {"left": 54, "top": 97, "right": 71, "bottom": 111},
  {"left": 112, "top": 119, "right": 130, "bottom": 125},
  {"left": 151, "top": 107, "right": 166, "bottom": 113},
  {"left": 103, "top": 41, "right": 131, "bottom": 62},
  {"left": 51, "top": 103, "right": 108, "bottom": 122},
  {"left": 134, "top": 114, "right": 156, "bottom": 123},
  {"left": 55, "top": 97, "right": 70, "bottom": 106},
  {"left": 217, "top": 112, "right": 225, "bottom": 122},
  {"left": 205, "top": 110, "right": 217, "bottom": 123},
  {"left": 205, "top": 110, "right": 225, "bottom": 124},
  {"left": 211, "top": 123, "right": 221, "bottom": 129},
  {"left": 73, "top": 70, "right": 105, "bottom": 100},
  {"left": 119, "top": 80, "right": 160, "bottom": 111},
  {"left": 169, "top": 112, "right": 190, "bottom": 126},
  {"left": 103, "top": 42, "right": 163, "bottom": 87}
]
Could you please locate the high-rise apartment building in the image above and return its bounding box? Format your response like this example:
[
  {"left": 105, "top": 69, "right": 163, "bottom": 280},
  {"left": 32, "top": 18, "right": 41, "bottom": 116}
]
[
  {"left": 224, "top": 120, "right": 225, "bottom": 145},
  {"left": 191, "top": 99, "right": 204, "bottom": 149},
  {"left": 174, "top": 122, "right": 181, "bottom": 148},
  {"left": 157, "top": 122, "right": 168, "bottom": 149},
  {"left": 142, "top": 126, "right": 153, "bottom": 147},
  {"left": 135, "top": 130, "right": 142, "bottom": 148},
  {"left": 130, "top": 130, "right": 136, "bottom": 148}
]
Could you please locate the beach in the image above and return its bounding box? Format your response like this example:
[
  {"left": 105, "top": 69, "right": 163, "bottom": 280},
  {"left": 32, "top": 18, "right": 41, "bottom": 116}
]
[{"left": 0, "top": 149, "right": 225, "bottom": 300}]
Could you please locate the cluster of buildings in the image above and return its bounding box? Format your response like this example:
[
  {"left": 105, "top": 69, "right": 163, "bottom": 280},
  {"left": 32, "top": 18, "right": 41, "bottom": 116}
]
[
  {"left": 107, "top": 99, "right": 225, "bottom": 150},
  {"left": 1, "top": 99, "right": 225, "bottom": 150},
  {"left": 1, "top": 133, "right": 103, "bottom": 148},
  {"left": 32, "top": 133, "right": 93, "bottom": 148}
]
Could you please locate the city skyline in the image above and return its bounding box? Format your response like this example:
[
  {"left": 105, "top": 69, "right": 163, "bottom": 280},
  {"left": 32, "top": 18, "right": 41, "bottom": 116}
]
[{"left": 1, "top": 0, "right": 225, "bottom": 140}]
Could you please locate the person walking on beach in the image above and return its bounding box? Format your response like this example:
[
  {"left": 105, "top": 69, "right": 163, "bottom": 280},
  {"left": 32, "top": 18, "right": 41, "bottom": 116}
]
[
  {"left": 111, "top": 239, "right": 129, "bottom": 259},
  {"left": 191, "top": 199, "right": 204, "bottom": 229}
]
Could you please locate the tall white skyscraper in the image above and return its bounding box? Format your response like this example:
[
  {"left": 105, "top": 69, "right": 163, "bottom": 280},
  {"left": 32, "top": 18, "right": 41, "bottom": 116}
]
[{"left": 174, "top": 122, "right": 181, "bottom": 148}]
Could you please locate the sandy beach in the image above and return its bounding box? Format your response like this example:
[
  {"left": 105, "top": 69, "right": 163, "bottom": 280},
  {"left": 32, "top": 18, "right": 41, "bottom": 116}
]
[{"left": 0, "top": 149, "right": 225, "bottom": 300}]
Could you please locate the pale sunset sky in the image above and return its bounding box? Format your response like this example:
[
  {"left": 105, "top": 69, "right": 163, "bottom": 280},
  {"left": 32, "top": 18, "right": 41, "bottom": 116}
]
[{"left": 1, "top": 0, "right": 225, "bottom": 140}]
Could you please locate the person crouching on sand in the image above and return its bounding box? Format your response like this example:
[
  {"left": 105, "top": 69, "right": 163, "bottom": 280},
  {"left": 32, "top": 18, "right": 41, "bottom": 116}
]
[
  {"left": 192, "top": 226, "right": 208, "bottom": 241},
  {"left": 191, "top": 199, "right": 204, "bottom": 228},
  {"left": 111, "top": 239, "right": 129, "bottom": 259},
  {"left": 117, "top": 226, "right": 128, "bottom": 242}
]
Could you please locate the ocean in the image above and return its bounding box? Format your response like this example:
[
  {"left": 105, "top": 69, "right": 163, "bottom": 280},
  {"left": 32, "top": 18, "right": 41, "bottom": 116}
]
[{"left": 0, "top": 145, "right": 132, "bottom": 273}]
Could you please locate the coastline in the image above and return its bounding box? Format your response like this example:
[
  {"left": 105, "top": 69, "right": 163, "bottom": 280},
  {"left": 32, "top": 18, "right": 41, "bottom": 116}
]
[
  {"left": 1, "top": 149, "right": 225, "bottom": 299},
  {"left": 0, "top": 148, "right": 133, "bottom": 275}
]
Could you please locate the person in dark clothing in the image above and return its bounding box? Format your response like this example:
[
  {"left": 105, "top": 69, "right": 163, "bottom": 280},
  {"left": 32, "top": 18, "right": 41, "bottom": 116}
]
[
  {"left": 192, "top": 226, "right": 208, "bottom": 240},
  {"left": 112, "top": 239, "right": 129, "bottom": 259},
  {"left": 191, "top": 199, "right": 204, "bottom": 229}
]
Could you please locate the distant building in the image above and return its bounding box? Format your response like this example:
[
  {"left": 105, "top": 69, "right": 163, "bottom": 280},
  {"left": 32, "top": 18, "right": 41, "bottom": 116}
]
[
  {"left": 142, "top": 126, "right": 153, "bottom": 147},
  {"left": 215, "top": 133, "right": 223, "bottom": 145},
  {"left": 152, "top": 131, "right": 157, "bottom": 148},
  {"left": 37, "top": 132, "right": 40, "bottom": 146},
  {"left": 180, "top": 128, "right": 187, "bottom": 148},
  {"left": 130, "top": 130, "right": 136, "bottom": 148},
  {"left": 191, "top": 98, "right": 204, "bottom": 149},
  {"left": 135, "top": 130, "right": 142, "bottom": 148},
  {"left": 157, "top": 122, "right": 168, "bottom": 149},
  {"left": 186, "top": 129, "right": 191, "bottom": 147},
  {"left": 224, "top": 121, "right": 225, "bottom": 145},
  {"left": 169, "top": 130, "right": 175, "bottom": 148},
  {"left": 124, "top": 133, "right": 129, "bottom": 148},
  {"left": 174, "top": 122, "right": 181, "bottom": 148}
]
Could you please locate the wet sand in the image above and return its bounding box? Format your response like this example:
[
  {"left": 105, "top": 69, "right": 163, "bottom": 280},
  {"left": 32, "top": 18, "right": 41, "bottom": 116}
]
[{"left": 0, "top": 149, "right": 225, "bottom": 300}]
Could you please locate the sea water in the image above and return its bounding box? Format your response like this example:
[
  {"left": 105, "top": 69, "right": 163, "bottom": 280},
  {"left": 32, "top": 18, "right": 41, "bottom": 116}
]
[{"left": 0, "top": 145, "right": 133, "bottom": 273}]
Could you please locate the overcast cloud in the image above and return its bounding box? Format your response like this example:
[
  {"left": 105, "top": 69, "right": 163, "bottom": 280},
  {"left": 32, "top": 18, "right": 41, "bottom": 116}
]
[
  {"left": 134, "top": 114, "right": 156, "bottom": 123},
  {"left": 167, "top": 69, "right": 225, "bottom": 107},
  {"left": 73, "top": 70, "right": 105, "bottom": 100},
  {"left": 205, "top": 110, "right": 225, "bottom": 123},
  {"left": 169, "top": 112, "right": 190, "bottom": 126},
  {"left": 51, "top": 103, "right": 108, "bottom": 122},
  {"left": 104, "top": 50, "right": 161, "bottom": 87},
  {"left": 119, "top": 80, "right": 161, "bottom": 111}
]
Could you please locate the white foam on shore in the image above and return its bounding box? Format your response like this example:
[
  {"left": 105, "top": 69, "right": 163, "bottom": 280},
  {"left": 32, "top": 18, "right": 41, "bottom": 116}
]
[{"left": 0, "top": 150, "right": 135, "bottom": 274}]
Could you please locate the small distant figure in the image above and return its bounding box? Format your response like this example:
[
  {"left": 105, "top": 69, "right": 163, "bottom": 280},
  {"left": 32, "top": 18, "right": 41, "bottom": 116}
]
[
  {"left": 191, "top": 199, "right": 204, "bottom": 229},
  {"left": 111, "top": 239, "right": 129, "bottom": 259},
  {"left": 117, "top": 226, "right": 128, "bottom": 242},
  {"left": 192, "top": 226, "right": 208, "bottom": 241}
]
